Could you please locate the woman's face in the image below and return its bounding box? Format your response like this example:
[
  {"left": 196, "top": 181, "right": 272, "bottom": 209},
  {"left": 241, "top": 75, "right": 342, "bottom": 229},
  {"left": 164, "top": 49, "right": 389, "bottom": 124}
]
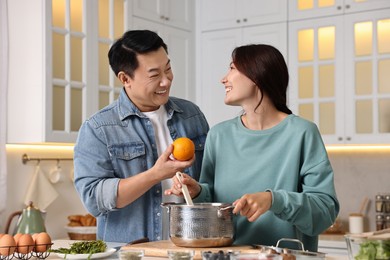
[{"left": 221, "top": 62, "right": 259, "bottom": 107}]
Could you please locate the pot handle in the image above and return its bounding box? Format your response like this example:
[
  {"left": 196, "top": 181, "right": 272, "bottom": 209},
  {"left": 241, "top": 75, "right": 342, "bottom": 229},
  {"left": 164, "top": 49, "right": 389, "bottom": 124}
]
[{"left": 275, "top": 238, "right": 305, "bottom": 251}]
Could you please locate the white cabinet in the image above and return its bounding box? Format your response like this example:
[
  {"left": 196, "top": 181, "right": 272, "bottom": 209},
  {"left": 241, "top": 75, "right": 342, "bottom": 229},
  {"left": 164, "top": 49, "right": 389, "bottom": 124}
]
[
  {"left": 288, "top": 9, "right": 390, "bottom": 144},
  {"left": 200, "top": 0, "right": 287, "bottom": 31},
  {"left": 131, "top": 17, "right": 195, "bottom": 101},
  {"left": 7, "top": 0, "right": 128, "bottom": 143},
  {"left": 132, "top": 0, "right": 194, "bottom": 31},
  {"left": 289, "top": 0, "right": 390, "bottom": 21},
  {"left": 198, "top": 23, "right": 287, "bottom": 127}
]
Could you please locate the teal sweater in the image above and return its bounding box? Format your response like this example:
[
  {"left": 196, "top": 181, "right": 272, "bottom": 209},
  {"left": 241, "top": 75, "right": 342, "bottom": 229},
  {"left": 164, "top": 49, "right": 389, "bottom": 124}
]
[{"left": 195, "top": 114, "right": 339, "bottom": 252}]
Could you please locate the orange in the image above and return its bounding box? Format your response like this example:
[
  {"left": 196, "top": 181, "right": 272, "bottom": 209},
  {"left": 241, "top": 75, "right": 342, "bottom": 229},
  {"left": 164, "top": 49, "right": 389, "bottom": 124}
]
[{"left": 172, "top": 137, "right": 195, "bottom": 161}]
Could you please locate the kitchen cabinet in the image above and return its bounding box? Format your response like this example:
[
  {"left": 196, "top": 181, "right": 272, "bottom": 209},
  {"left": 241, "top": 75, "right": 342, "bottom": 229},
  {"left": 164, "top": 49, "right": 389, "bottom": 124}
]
[
  {"left": 288, "top": 9, "right": 390, "bottom": 144},
  {"left": 289, "top": 0, "right": 390, "bottom": 21},
  {"left": 198, "top": 23, "right": 287, "bottom": 127},
  {"left": 131, "top": 17, "right": 195, "bottom": 101},
  {"left": 7, "top": 0, "right": 128, "bottom": 143},
  {"left": 199, "top": 0, "right": 287, "bottom": 32},
  {"left": 132, "top": 0, "right": 194, "bottom": 31}
]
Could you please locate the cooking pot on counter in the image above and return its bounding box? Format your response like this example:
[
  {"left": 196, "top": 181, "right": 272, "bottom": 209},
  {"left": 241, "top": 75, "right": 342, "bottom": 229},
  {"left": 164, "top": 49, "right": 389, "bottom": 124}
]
[
  {"left": 161, "top": 203, "right": 234, "bottom": 248},
  {"left": 254, "top": 238, "right": 326, "bottom": 260}
]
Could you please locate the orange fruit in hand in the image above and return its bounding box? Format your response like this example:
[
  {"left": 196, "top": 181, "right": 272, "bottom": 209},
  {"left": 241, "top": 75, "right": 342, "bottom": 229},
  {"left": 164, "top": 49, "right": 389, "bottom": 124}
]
[{"left": 172, "top": 137, "right": 195, "bottom": 161}]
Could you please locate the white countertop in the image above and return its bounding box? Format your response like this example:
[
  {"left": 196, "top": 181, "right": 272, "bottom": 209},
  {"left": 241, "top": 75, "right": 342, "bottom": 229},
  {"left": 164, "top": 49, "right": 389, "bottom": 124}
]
[{"left": 46, "top": 240, "right": 349, "bottom": 260}]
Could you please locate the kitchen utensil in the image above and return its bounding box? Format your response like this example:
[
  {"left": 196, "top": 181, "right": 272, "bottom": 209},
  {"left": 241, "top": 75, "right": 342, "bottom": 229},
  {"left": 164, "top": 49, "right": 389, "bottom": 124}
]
[
  {"left": 176, "top": 172, "right": 194, "bottom": 206},
  {"left": 253, "top": 238, "right": 326, "bottom": 259},
  {"left": 161, "top": 203, "right": 234, "bottom": 247},
  {"left": 5, "top": 201, "right": 46, "bottom": 235}
]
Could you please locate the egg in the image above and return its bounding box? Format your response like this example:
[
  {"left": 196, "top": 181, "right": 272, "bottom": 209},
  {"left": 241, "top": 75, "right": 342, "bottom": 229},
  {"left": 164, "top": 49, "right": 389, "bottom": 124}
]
[
  {"left": 0, "top": 234, "right": 16, "bottom": 256},
  {"left": 34, "top": 232, "right": 52, "bottom": 252},
  {"left": 13, "top": 233, "right": 22, "bottom": 245},
  {"left": 17, "top": 234, "right": 34, "bottom": 254}
]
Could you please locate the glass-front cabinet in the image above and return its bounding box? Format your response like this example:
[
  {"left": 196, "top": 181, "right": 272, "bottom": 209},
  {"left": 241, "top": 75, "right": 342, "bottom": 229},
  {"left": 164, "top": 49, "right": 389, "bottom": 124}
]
[
  {"left": 7, "top": 0, "right": 127, "bottom": 143},
  {"left": 289, "top": 0, "right": 390, "bottom": 21},
  {"left": 288, "top": 9, "right": 390, "bottom": 144}
]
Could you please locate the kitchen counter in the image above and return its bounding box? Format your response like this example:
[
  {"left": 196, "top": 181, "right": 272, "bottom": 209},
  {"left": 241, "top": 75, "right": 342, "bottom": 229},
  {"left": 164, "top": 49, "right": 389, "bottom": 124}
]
[{"left": 46, "top": 240, "right": 349, "bottom": 260}]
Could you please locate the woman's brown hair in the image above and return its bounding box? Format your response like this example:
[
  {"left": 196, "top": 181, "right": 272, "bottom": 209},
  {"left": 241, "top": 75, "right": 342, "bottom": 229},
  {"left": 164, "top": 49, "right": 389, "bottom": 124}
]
[{"left": 232, "top": 44, "right": 292, "bottom": 114}]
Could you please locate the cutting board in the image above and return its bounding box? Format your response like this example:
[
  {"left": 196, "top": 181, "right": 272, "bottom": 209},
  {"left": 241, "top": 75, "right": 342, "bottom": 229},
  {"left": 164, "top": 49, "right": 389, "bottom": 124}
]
[{"left": 122, "top": 240, "right": 257, "bottom": 259}]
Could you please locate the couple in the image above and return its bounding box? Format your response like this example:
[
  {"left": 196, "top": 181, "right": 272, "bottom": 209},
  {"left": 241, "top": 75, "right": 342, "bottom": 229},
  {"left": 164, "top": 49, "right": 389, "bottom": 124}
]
[{"left": 73, "top": 30, "right": 339, "bottom": 252}]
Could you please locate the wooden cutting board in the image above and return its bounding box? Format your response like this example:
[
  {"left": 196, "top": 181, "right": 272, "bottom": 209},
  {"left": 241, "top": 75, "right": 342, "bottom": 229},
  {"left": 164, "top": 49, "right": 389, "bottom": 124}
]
[{"left": 122, "top": 240, "right": 257, "bottom": 259}]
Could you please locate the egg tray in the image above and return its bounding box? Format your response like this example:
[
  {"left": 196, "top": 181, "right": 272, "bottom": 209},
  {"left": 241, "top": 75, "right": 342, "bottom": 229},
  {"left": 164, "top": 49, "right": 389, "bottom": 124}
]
[{"left": 0, "top": 243, "right": 53, "bottom": 260}]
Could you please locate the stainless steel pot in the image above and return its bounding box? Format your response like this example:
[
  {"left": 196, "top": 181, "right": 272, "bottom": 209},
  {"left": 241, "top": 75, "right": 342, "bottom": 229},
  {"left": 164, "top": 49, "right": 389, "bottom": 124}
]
[
  {"left": 254, "top": 238, "right": 326, "bottom": 260},
  {"left": 161, "top": 203, "right": 234, "bottom": 248}
]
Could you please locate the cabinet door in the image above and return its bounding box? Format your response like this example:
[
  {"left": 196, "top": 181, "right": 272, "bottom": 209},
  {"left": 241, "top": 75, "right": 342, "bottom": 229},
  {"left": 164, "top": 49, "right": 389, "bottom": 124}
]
[
  {"left": 239, "top": 0, "right": 287, "bottom": 27},
  {"left": 344, "top": 9, "right": 390, "bottom": 143},
  {"left": 289, "top": 0, "right": 344, "bottom": 21},
  {"left": 132, "top": 18, "right": 195, "bottom": 101},
  {"left": 96, "top": 0, "right": 127, "bottom": 111},
  {"left": 50, "top": 0, "right": 86, "bottom": 142},
  {"left": 199, "top": 29, "right": 242, "bottom": 127},
  {"left": 200, "top": 0, "right": 287, "bottom": 31},
  {"left": 289, "top": 0, "right": 390, "bottom": 21},
  {"left": 132, "top": 0, "right": 193, "bottom": 31},
  {"left": 199, "top": 0, "right": 237, "bottom": 31},
  {"left": 288, "top": 16, "right": 345, "bottom": 144},
  {"left": 344, "top": 0, "right": 390, "bottom": 14}
]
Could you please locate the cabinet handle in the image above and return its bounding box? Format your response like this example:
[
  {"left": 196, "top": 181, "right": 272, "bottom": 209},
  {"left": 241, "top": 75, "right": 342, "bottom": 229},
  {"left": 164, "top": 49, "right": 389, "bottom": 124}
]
[
  {"left": 345, "top": 4, "right": 350, "bottom": 9},
  {"left": 338, "top": 137, "right": 343, "bottom": 141},
  {"left": 243, "top": 18, "right": 247, "bottom": 22},
  {"left": 160, "top": 15, "right": 165, "bottom": 20},
  {"left": 346, "top": 137, "right": 351, "bottom": 141},
  {"left": 165, "top": 17, "right": 169, "bottom": 21},
  {"left": 337, "top": 6, "right": 342, "bottom": 10},
  {"left": 236, "top": 19, "right": 241, "bottom": 23}
]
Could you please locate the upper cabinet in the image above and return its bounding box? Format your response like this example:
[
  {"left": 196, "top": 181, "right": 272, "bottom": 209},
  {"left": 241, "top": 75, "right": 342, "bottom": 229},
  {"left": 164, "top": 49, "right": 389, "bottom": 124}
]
[
  {"left": 132, "top": 0, "right": 194, "bottom": 31},
  {"left": 289, "top": 0, "right": 390, "bottom": 21},
  {"left": 288, "top": 9, "right": 390, "bottom": 144},
  {"left": 200, "top": 0, "right": 287, "bottom": 31},
  {"left": 7, "top": 0, "right": 127, "bottom": 143}
]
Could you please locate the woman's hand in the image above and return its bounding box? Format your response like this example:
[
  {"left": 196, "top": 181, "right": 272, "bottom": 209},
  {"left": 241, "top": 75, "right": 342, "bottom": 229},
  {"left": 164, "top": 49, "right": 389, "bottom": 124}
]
[
  {"left": 164, "top": 172, "right": 201, "bottom": 199},
  {"left": 233, "top": 192, "right": 272, "bottom": 222}
]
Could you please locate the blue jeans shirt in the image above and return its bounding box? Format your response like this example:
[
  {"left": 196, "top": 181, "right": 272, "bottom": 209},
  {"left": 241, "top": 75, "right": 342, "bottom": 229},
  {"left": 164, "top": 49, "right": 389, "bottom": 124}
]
[{"left": 74, "top": 88, "right": 209, "bottom": 243}]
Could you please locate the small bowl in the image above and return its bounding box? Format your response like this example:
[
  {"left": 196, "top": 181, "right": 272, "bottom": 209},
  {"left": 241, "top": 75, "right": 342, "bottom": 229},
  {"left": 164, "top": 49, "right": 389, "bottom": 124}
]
[
  {"left": 167, "top": 250, "right": 195, "bottom": 260},
  {"left": 345, "top": 234, "right": 390, "bottom": 259},
  {"left": 119, "top": 249, "right": 144, "bottom": 260}
]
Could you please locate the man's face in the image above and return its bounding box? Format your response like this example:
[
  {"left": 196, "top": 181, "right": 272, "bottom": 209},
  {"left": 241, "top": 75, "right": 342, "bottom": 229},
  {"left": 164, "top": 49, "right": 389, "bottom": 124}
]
[{"left": 124, "top": 47, "right": 173, "bottom": 112}]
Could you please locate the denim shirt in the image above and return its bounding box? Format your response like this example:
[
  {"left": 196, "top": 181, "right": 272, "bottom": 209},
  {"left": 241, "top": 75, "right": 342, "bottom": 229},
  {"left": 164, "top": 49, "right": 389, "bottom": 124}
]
[{"left": 74, "top": 88, "right": 209, "bottom": 243}]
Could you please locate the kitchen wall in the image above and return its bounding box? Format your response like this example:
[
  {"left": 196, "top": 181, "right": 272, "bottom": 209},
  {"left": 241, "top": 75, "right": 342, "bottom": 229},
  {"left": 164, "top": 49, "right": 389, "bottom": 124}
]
[
  {"left": 328, "top": 148, "right": 390, "bottom": 233},
  {"left": 1, "top": 145, "right": 388, "bottom": 239},
  {"left": 1, "top": 145, "right": 87, "bottom": 239}
]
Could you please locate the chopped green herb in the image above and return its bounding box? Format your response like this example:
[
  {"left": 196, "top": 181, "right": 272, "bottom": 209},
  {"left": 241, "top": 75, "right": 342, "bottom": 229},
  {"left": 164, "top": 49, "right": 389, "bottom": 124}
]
[{"left": 49, "top": 240, "right": 107, "bottom": 259}]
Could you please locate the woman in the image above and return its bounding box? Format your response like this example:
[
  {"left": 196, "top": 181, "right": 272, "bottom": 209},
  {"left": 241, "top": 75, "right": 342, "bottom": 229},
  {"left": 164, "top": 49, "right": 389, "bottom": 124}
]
[{"left": 166, "top": 44, "right": 339, "bottom": 252}]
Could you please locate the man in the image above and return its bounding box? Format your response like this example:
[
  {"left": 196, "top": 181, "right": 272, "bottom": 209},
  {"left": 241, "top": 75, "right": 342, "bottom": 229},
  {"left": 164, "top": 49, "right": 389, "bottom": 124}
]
[{"left": 74, "top": 30, "right": 209, "bottom": 243}]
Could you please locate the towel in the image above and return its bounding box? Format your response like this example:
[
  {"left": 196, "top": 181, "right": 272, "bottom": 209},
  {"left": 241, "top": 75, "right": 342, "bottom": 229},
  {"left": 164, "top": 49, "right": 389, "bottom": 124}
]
[{"left": 24, "top": 165, "right": 59, "bottom": 210}]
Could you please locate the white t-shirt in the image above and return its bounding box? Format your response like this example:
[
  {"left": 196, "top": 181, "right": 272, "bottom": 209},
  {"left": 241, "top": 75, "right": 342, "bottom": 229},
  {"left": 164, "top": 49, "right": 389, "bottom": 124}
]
[{"left": 143, "top": 105, "right": 183, "bottom": 239}]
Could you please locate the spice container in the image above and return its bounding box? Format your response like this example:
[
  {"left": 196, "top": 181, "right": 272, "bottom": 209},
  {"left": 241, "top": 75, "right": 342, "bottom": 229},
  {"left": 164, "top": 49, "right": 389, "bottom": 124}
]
[
  {"left": 385, "top": 195, "right": 390, "bottom": 213},
  {"left": 376, "top": 195, "right": 384, "bottom": 212},
  {"left": 119, "top": 249, "right": 144, "bottom": 260}
]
